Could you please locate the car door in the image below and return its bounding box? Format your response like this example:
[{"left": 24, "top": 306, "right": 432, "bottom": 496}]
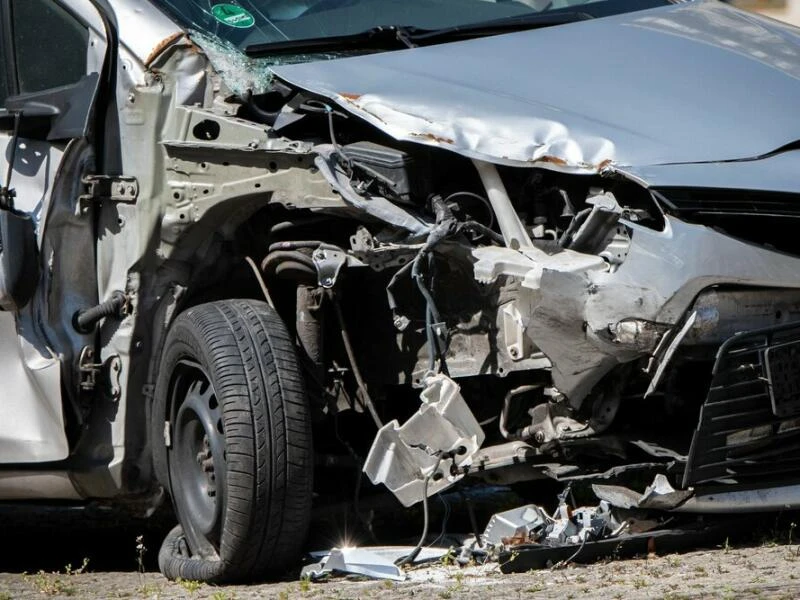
[{"left": 0, "top": 0, "right": 108, "bottom": 463}]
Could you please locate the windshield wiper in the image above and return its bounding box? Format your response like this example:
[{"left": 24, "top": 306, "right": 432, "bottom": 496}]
[
  {"left": 245, "top": 11, "right": 591, "bottom": 57},
  {"left": 246, "top": 25, "right": 416, "bottom": 57},
  {"left": 407, "top": 10, "right": 592, "bottom": 43}
]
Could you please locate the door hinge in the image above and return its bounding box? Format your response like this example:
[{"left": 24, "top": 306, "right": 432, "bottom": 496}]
[
  {"left": 78, "top": 346, "right": 122, "bottom": 400},
  {"left": 79, "top": 174, "right": 139, "bottom": 214}
]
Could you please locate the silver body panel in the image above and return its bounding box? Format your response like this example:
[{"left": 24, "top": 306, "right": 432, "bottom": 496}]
[{"left": 273, "top": 0, "right": 800, "bottom": 171}]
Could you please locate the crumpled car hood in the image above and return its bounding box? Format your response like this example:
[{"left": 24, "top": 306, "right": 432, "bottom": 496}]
[{"left": 272, "top": 0, "right": 800, "bottom": 172}]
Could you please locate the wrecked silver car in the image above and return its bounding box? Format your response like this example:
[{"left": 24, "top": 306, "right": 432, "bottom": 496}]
[{"left": 2, "top": 0, "right": 800, "bottom": 583}]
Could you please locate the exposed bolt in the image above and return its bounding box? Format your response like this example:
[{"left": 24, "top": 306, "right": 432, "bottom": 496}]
[
  {"left": 509, "top": 347, "right": 519, "bottom": 358},
  {"left": 322, "top": 277, "right": 334, "bottom": 287},
  {"left": 393, "top": 315, "right": 410, "bottom": 331},
  {"left": 534, "top": 430, "right": 546, "bottom": 444},
  {"left": 127, "top": 185, "right": 136, "bottom": 195},
  {"left": 314, "top": 249, "right": 326, "bottom": 260}
]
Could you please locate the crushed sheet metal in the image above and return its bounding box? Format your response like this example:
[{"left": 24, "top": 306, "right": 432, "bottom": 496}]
[
  {"left": 645, "top": 311, "right": 697, "bottom": 397},
  {"left": 302, "top": 547, "right": 406, "bottom": 581},
  {"left": 592, "top": 474, "right": 693, "bottom": 511},
  {"left": 272, "top": 1, "right": 800, "bottom": 170},
  {"left": 144, "top": 32, "right": 185, "bottom": 67}
]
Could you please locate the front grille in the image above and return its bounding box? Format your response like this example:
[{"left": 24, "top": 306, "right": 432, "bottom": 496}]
[{"left": 683, "top": 322, "right": 800, "bottom": 488}]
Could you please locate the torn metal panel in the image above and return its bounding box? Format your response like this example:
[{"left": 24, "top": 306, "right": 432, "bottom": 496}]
[
  {"left": 586, "top": 216, "right": 800, "bottom": 328},
  {"left": 473, "top": 213, "right": 800, "bottom": 405},
  {"left": 592, "top": 474, "right": 693, "bottom": 511},
  {"left": 645, "top": 312, "right": 697, "bottom": 397},
  {"left": 272, "top": 1, "right": 800, "bottom": 170}
]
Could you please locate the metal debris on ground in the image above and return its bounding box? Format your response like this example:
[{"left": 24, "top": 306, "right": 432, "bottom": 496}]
[
  {"left": 478, "top": 497, "right": 623, "bottom": 560},
  {"left": 592, "top": 473, "right": 694, "bottom": 511},
  {"left": 301, "top": 477, "right": 741, "bottom": 583},
  {"left": 301, "top": 546, "right": 450, "bottom": 581}
]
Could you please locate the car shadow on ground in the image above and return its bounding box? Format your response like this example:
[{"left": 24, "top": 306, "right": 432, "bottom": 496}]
[{"left": 4, "top": 483, "right": 800, "bottom": 579}]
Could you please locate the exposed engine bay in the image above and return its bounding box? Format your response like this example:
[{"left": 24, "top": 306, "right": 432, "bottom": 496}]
[{"left": 169, "top": 72, "right": 800, "bottom": 509}]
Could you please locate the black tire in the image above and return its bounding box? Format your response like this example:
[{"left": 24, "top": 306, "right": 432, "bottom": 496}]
[{"left": 155, "top": 299, "right": 312, "bottom": 583}]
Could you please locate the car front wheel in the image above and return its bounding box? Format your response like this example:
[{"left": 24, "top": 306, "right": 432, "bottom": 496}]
[{"left": 156, "top": 299, "right": 312, "bottom": 582}]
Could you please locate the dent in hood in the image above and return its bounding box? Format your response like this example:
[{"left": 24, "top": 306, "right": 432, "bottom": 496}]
[{"left": 272, "top": 0, "right": 800, "bottom": 172}]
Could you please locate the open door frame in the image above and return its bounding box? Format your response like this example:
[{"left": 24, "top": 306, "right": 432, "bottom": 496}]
[{"left": 0, "top": 0, "right": 113, "bottom": 465}]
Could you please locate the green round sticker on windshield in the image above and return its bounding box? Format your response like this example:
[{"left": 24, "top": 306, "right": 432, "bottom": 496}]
[{"left": 211, "top": 4, "right": 255, "bottom": 28}]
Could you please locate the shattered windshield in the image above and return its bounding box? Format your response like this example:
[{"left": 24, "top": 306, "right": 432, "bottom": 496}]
[{"left": 151, "top": 0, "right": 672, "bottom": 51}]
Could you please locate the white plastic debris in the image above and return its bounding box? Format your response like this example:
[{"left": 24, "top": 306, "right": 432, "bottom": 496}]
[{"left": 363, "top": 374, "right": 485, "bottom": 506}]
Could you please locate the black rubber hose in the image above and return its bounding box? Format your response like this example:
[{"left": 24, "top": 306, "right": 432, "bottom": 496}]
[
  {"left": 243, "top": 90, "right": 280, "bottom": 126},
  {"left": 74, "top": 291, "right": 127, "bottom": 333},
  {"left": 461, "top": 221, "right": 504, "bottom": 245},
  {"left": 395, "top": 455, "right": 443, "bottom": 567},
  {"left": 260, "top": 250, "right": 316, "bottom": 274}
]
